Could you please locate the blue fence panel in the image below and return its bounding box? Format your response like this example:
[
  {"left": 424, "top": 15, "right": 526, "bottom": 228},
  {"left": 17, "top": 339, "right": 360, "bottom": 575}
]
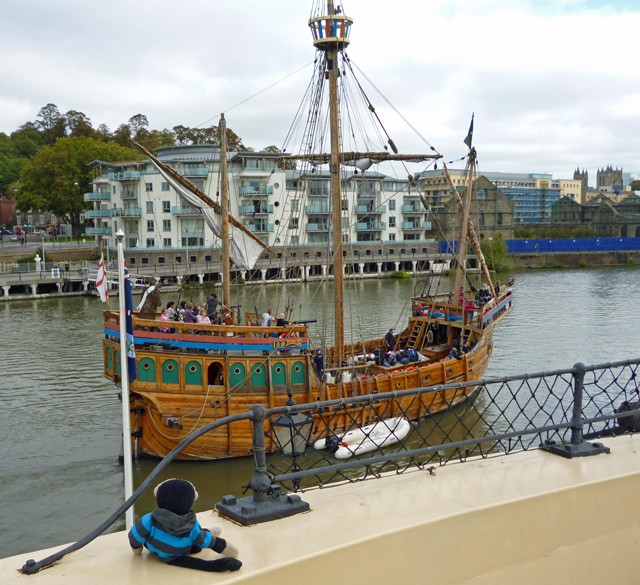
[{"left": 439, "top": 238, "right": 640, "bottom": 254}]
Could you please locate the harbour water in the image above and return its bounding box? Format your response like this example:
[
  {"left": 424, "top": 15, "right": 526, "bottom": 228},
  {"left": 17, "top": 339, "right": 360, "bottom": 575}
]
[{"left": 1, "top": 267, "right": 639, "bottom": 560}]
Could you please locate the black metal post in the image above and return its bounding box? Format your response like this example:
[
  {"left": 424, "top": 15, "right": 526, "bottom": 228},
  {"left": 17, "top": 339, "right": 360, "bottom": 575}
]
[
  {"left": 544, "top": 362, "right": 610, "bottom": 459},
  {"left": 215, "top": 403, "right": 310, "bottom": 525}
]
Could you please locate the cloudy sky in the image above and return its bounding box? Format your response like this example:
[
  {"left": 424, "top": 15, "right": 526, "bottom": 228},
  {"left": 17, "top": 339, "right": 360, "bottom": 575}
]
[{"left": 1, "top": 0, "right": 638, "bottom": 183}]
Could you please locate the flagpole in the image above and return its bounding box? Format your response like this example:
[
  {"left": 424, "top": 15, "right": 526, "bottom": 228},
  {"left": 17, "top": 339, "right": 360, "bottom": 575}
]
[{"left": 116, "top": 229, "right": 134, "bottom": 530}]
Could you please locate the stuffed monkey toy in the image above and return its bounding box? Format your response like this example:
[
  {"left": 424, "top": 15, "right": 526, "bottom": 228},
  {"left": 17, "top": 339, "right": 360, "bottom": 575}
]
[{"left": 128, "top": 478, "right": 242, "bottom": 572}]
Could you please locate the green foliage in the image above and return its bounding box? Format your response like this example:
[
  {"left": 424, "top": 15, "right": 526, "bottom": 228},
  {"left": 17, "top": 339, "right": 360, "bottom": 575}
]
[
  {"left": 514, "top": 225, "right": 592, "bottom": 239},
  {"left": 551, "top": 262, "right": 564, "bottom": 268},
  {"left": 16, "top": 254, "right": 36, "bottom": 264},
  {"left": 89, "top": 251, "right": 101, "bottom": 261},
  {"left": 389, "top": 270, "right": 411, "bottom": 279},
  {"left": 232, "top": 276, "right": 246, "bottom": 284},
  {"left": 579, "top": 261, "right": 587, "bottom": 268},
  {"left": 631, "top": 180, "right": 640, "bottom": 191},
  {"left": 18, "top": 137, "right": 133, "bottom": 227},
  {"left": 480, "top": 234, "right": 513, "bottom": 272}
]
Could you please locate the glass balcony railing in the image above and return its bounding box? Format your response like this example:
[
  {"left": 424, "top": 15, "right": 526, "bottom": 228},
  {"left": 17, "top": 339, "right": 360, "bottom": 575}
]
[
  {"left": 113, "top": 208, "right": 143, "bottom": 217},
  {"left": 402, "top": 222, "right": 423, "bottom": 230},
  {"left": 85, "top": 209, "right": 111, "bottom": 218},
  {"left": 239, "top": 205, "right": 274, "bottom": 215},
  {"left": 107, "top": 171, "right": 140, "bottom": 181},
  {"left": 172, "top": 206, "right": 199, "bottom": 216},
  {"left": 356, "top": 222, "right": 385, "bottom": 231},
  {"left": 307, "top": 223, "right": 329, "bottom": 232},
  {"left": 239, "top": 185, "right": 273, "bottom": 196},
  {"left": 247, "top": 224, "right": 275, "bottom": 233},
  {"left": 356, "top": 205, "right": 386, "bottom": 214},
  {"left": 402, "top": 205, "right": 421, "bottom": 213},
  {"left": 84, "top": 192, "right": 111, "bottom": 202},
  {"left": 86, "top": 227, "right": 112, "bottom": 235},
  {"left": 182, "top": 167, "right": 208, "bottom": 176},
  {"left": 305, "top": 204, "right": 330, "bottom": 214}
]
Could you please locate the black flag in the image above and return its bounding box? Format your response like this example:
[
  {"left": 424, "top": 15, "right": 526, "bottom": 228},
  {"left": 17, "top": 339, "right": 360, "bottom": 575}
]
[{"left": 463, "top": 113, "right": 474, "bottom": 149}]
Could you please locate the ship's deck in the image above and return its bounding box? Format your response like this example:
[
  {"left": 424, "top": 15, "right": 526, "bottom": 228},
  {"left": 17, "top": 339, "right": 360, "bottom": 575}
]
[{"left": 3, "top": 433, "right": 640, "bottom": 584}]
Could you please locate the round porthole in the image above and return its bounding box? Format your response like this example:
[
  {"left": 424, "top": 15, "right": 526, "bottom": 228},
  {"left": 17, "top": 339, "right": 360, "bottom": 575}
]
[
  {"left": 274, "top": 183, "right": 279, "bottom": 189},
  {"left": 211, "top": 400, "right": 221, "bottom": 408},
  {"left": 233, "top": 367, "right": 242, "bottom": 375},
  {"left": 189, "top": 364, "right": 198, "bottom": 373},
  {"left": 166, "top": 363, "right": 174, "bottom": 372},
  {"left": 275, "top": 219, "right": 280, "bottom": 225},
  {"left": 315, "top": 395, "right": 321, "bottom": 402},
  {"left": 274, "top": 200, "right": 280, "bottom": 207},
  {"left": 143, "top": 362, "right": 151, "bottom": 370},
  {"left": 275, "top": 366, "right": 283, "bottom": 374},
  {"left": 294, "top": 366, "right": 301, "bottom": 373},
  {"left": 396, "top": 382, "right": 401, "bottom": 388},
  {"left": 255, "top": 367, "right": 262, "bottom": 374}
]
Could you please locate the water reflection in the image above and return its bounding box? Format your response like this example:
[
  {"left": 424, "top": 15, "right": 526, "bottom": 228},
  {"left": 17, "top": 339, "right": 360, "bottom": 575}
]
[{"left": 1, "top": 267, "right": 639, "bottom": 559}]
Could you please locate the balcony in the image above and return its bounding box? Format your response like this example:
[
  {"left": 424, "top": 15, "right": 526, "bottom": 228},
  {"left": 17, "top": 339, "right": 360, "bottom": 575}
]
[
  {"left": 122, "top": 191, "right": 139, "bottom": 201},
  {"left": 307, "top": 223, "right": 329, "bottom": 233},
  {"left": 182, "top": 167, "right": 208, "bottom": 177},
  {"left": 85, "top": 209, "right": 112, "bottom": 219},
  {"left": 107, "top": 171, "right": 140, "bottom": 181},
  {"left": 305, "top": 204, "right": 330, "bottom": 214},
  {"left": 402, "top": 222, "right": 423, "bottom": 231},
  {"left": 356, "top": 190, "right": 377, "bottom": 198},
  {"left": 172, "top": 206, "right": 200, "bottom": 216},
  {"left": 87, "top": 227, "right": 112, "bottom": 235},
  {"left": 356, "top": 205, "right": 386, "bottom": 214},
  {"left": 402, "top": 205, "right": 421, "bottom": 213},
  {"left": 356, "top": 222, "right": 385, "bottom": 232},
  {"left": 112, "top": 208, "right": 142, "bottom": 217},
  {"left": 239, "top": 205, "right": 274, "bottom": 215},
  {"left": 84, "top": 192, "right": 111, "bottom": 202},
  {"left": 247, "top": 224, "right": 274, "bottom": 234},
  {"left": 239, "top": 185, "right": 273, "bottom": 196}
]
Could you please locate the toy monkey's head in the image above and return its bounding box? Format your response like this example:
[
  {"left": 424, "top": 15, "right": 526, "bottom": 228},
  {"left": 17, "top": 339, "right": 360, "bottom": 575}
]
[{"left": 154, "top": 479, "right": 199, "bottom": 516}]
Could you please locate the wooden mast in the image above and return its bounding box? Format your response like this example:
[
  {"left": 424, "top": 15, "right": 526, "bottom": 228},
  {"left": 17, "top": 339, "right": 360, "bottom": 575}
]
[
  {"left": 219, "top": 114, "right": 232, "bottom": 318},
  {"left": 442, "top": 162, "right": 496, "bottom": 298},
  {"left": 327, "top": 6, "right": 344, "bottom": 366},
  {"left": 453, "top": 148, "right": 476, "bottom": 304}
]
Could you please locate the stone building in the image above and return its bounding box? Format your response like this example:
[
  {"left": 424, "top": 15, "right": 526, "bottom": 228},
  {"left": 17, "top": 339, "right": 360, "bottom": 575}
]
[
  {"left": 425, "top": 176, "right": 515, "bottom": 241},
  {"left": 597, "top": 165, "right": 623, "bottom": 189},
  {"left": 551, "top": 194, "right": 640, "bottom": 237},
  {"left": 574, "top": 168, "right": 589, "bottom": 192}
]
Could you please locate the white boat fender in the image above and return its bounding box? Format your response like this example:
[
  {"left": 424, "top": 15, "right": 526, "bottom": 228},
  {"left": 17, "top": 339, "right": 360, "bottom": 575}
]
[{"left": 341, "top": 371, "right": 352, "bottom": 383}]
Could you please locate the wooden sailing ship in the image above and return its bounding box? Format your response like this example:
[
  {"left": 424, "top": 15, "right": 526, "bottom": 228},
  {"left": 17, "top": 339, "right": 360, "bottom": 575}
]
[{"left": 101, "top": 0, "right": 514, "bottom": 460}]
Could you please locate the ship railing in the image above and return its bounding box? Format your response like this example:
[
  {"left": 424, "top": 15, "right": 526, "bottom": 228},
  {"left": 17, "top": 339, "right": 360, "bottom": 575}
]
[
  {"left": 103, "top": 310, "right": 309, "bottom": 341},
  {"left": 21, "top": 357, "right": 640, "bottom": 574},
  {"left": 266, "top": 358, "right": 640, "bottom": 493}
]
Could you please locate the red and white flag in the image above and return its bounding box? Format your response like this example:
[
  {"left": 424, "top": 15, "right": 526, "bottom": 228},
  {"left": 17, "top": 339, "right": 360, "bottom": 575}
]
[{"left": 96, "top": 253, "right": 109, "bottom": 302}]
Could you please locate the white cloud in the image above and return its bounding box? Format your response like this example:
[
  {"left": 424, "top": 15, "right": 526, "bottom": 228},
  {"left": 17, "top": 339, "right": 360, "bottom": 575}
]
[{"left": 0, "top": 0, "right": 638, "bottom": 181}]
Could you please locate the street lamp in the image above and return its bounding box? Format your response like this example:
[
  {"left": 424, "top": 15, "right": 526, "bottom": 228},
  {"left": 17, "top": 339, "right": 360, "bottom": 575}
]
[
  {"left": 270, "top": 390, "right": 314, "bottom": 490},
  {"left": 185, "top": 226, "right": 189, "bottom": 268},
  {"left": 74, "top": 182, "right": 79, "bottom": 245}
]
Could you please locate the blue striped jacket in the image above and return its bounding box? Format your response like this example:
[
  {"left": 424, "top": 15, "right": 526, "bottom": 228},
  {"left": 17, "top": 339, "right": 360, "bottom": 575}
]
[{"left": 128, "top": 508, "right": 217, "bottom": 562}]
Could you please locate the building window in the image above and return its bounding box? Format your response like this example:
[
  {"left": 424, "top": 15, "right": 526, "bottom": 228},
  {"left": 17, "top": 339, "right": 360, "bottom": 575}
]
[
  {"left": 146, "top": 238, "right": 155, "bottom": 247},
  {"left": 289, "top": 217, "right": 299, "bottom": 229},
  {"left": 158, "top": 257, "right": 165, "bottom": 264},
  {"left": 389, "top": 199, "right": 396, "bottom": 211},
  {"left": 142, "top": 257, "right": 149, "bottom": 264},
  {"left": 479, "top": 213, "right": 484, "bottom": 226},
  {"left": 163, "top": 219, "right": 171, "bottom": 232},
  {"left": 290, "top": 235, "right": 299, "bottom": 244},
  {"left": 389, "top": 217, "right": 396, "bottom": 227},
  {"left": 291, "top": 199, "right": 299, "bottom": 211},
  {"left": 162, "top": 182, "right": 169, "bottom": 191},
  {"left": 162, "top": 201, "right": 170, "bottom": 212},
  {"left": 147, "top": 220, "right": 154, "bottom": 232},
  {"left": 145, "top": 183, "right": 153, "bottom": 192},
  {"left": 146, "top": 201, "right": 153, "bottom": 213},
  {"left": 163, "top": 238, "right": 171, "bottom": 247},
  {"left": 245, "top": 159, "right": 261, "bottom": 170},
  {"left": 342, "top": 199, "right": 348, "bottom": 211},
  {"left": 112, "top": 186, "right": 116, "bottom": 194},
  {"left": 497, "top": 213, "right": 503, "bottom": 225},
  {"left": 389, "top": 233, "right": 396, "bottom": 241},
  {"left": 382, "top": 181, "right": 393, "bottom": 191}
]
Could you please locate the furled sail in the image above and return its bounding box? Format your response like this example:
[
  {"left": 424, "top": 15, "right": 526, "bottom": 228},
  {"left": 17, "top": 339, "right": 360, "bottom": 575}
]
[{"left": 133, "top": 141, "right": 269, "bottom": 271}]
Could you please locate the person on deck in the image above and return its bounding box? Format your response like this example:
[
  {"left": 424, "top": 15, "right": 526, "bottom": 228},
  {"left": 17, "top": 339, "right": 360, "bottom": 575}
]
[
  {"left": 176, "top": 301, "right": 186, "bottom": 322},
  {"left": 276, "top": 313, "right": 290, "bottom": 327},
  {"left": 206, "top": 293, "right": 228, "bottom": 321},
  {"left": 196, "top": 310, "right": 211, "bottom": 325},
  {"left": 261, "top": 308, "right": 273, "bottom": 327},
  {"left": 184, "top": 302, "right": 196, "bottom": 324},
  {"left": 314, "top": 349, "right": 325, "bottom": 379},
  {"left": 158, "top": 309, "right": 170, "bottom": 333},
  {"left": 384, "top": 328, "right": 395, "bottom": 352},
  {"left": 166, "top": 301, "right": 177, "bottom": 321}
]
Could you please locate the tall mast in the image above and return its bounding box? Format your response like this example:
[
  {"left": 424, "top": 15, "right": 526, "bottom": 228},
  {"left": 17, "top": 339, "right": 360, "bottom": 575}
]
[
  {"left": 309, "top": 0, "right": 353, "bottom": 365},
  {"left": 219, "top": 114, "right": 232, "bottom": 317},
  {"left": 453, "top": 148, "right": 476, "bottom": 302}
]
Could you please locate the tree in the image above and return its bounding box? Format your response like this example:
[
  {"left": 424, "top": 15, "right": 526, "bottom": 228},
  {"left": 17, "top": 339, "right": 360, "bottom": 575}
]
[
  {"left": 96, "top": 124, "right": 112, "bottom": 142},
  {"left": 65, "top": 110, "right": 95, "bottom": 138},
  {"left": 128, "top": 114, "right": 149, "bottom": 141},
  {"left": 18, "top": 137, "right": 132, "bottom": 234},
  {"left": 112, "top": 124, "right": 132, "bottom": 146},
  {"left": 170, "top": 124, "right": 252, "bottom": 150},
  {"left": 631, "top": 180, "right": 640, "bottom": 191},
  {"left": 36, "top": 103, "right": 66, "bottom": 144},
  {"left": 262, "top": 144, "right": 296, "bottom": 169},
  {"left": 11, "top": 123, "right": 44, "bottom": 157}
]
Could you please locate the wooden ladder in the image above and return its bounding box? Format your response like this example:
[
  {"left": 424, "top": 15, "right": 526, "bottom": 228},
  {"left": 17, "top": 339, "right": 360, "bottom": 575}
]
[{"left": 407, "top": 321, "right": 426, "bottom": 349}]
